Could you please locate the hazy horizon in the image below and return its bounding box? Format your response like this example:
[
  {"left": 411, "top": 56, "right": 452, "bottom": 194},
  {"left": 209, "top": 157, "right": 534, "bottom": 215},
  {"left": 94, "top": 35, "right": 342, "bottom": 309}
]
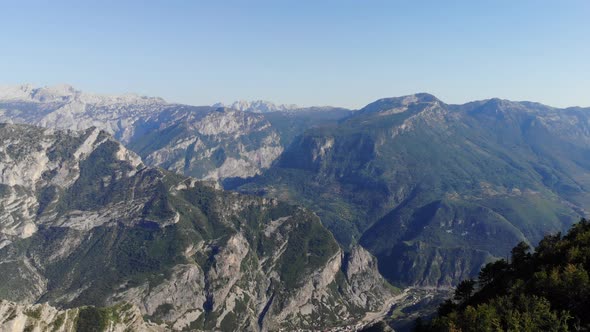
[
  {"left": 2, "top": 1, "right": 589, "bottom": 109},
  {"left": 4, "top": 82, "right": 590, "bottom": 110}
]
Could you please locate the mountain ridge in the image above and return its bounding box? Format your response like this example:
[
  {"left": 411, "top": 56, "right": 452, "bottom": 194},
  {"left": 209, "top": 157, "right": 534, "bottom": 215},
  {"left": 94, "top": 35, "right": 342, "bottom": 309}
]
[
  {"left": 236, "top": 94, "right": 590, "bottom": 287},
  {"left": 212, "top": 99, "right": 350, "bottom": 113},
  {"left": 213, "top": 100, "right": 300, "bottom": 113},
  {"left": 4, "top": 83, "right": 590, "bottom": 290},
  {"left": 3, "top": 84, "right": 589, "bottom": 111},
  {"left": 0, "top": 84, "right": 353, "bottom": 182},
  {"left": 0, "top": 84, "right": 166, "bottom": 105}
]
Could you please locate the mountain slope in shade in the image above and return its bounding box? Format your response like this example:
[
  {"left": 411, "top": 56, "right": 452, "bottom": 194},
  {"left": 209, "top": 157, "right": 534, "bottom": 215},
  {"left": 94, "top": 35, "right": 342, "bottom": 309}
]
[
  {"left": 237, "top": 93, "right": 590, "bottom": 286},
  {"left": 0, "top": 123, "right": 393, "bottom": 331}
]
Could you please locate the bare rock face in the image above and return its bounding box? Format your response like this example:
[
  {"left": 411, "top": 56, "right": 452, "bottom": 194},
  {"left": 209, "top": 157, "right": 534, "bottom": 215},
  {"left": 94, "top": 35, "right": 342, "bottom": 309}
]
[
  {"left": 0, "top": 124, "right": 149, "bottom": 248},
  {"left": 110, "top": 264, "right": 208, "bottom": 330},
  {"left": 0, "top": 124, "right": 393, "bottom": 331},
  {"left": 0, "top": 126, "right": 102, "bottom": 245},
  {"left": 139, "top": 108, "right": 284, "bottom": 181},
  {"left": 0, "top": 84, "right": 166, "bottom": 143},
  {"left": 343, "top": 246, "right": 393, "bottom": 309},
  {"left": 213, "top": 100, "right": 300, "bottom": 113}
]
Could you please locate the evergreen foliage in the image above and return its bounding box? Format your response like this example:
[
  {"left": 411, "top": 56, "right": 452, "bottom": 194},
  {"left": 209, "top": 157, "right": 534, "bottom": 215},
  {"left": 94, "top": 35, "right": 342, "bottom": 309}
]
[{"left": 415, "top": 218, "right": 590, "bottom": 331}]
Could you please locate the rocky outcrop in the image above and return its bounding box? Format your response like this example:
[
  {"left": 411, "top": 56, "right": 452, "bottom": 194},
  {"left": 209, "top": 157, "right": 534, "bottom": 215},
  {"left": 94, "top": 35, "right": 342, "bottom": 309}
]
[
  {"left": 344, "top": 246, "right": 393, "bottom": 309},
  {"left": 0, "top": 300, "right": 165, "bottom": 332},
  {"left": 138, "top": 108, "right": 284, "bottom": 181},
  {"left": 0, "top": 84, "right": 166, "bottom": 143}
]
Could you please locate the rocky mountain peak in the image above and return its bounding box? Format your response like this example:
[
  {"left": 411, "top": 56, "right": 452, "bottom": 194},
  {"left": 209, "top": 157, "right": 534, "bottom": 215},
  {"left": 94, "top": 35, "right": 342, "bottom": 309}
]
[
  {"left": 32, "top": 84, "right": 79, "bottom": 102},
  {"left": 213, "top": 100, "right": 300, "bottom": 113},
  {"left": 359, "top": 93, "right": 442, "bottom": 114},
  {"left": 465, "top": 98, "right": 537, "bottom": 121},
  {"left": 409, "top": 92, "right": 440, "bottom": 103},
  {"left": 482, "top": 98, "right": 521, "bottom": 110},
  {"left": 0, "top": 84, "right": 81, "bottom": 103},
  {"left": 0, "top": 84, "right": 37, "bottom": 100}
]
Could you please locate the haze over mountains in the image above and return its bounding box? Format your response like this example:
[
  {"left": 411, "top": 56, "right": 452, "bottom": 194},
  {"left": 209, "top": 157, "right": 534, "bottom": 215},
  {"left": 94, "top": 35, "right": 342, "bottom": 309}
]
[
  {"left": 212, "top": 100, "right": 300, "bottom": 113},
  {"left": 0, "top": 84, "right": 350, "bottom": 182},
  {"left": 1, "top": 84, "right": 590, "bottom": 330},
  {"left": 212, "top": 100, "right": 349, "bottom": 114}
]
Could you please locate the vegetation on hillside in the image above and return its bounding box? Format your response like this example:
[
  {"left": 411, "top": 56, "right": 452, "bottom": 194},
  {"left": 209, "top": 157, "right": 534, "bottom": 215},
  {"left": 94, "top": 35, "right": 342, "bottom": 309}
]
[
  {"left": 239, "top": 96, "right": 590, "bottom": 286},
  {"left": 0, "top": 125, "right": 353, "bottom": 330},
  {"left": 414, "top": 218, "right": 590, "bottom": 331}
]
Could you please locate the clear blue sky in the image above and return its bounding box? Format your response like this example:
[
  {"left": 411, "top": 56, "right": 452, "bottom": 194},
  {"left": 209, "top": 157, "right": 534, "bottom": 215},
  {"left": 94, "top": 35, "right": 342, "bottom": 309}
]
[{"left": 1, "top": 1, "right": 589, "bottom": 109}]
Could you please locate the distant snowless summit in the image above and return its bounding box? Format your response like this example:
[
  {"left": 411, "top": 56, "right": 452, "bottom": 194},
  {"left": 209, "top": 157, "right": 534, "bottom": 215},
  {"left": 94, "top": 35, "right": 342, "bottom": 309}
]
[
  {"left": 213, "top": 100, "right": 300, "bottom": 113},
  {"left": 0, "top": 83, "right": 166, "bottom": 105},
  {"left": 0, "top": 83, "right": 352, "bottom": 182},
  {"left": 0, "top": 84, "right": 175, "bottom": 145},
  {"left": 0, "top": 84, "right": 346, "bottom": 113},
  {"left": 213, "top": 100, "right": 349, "bottom": 113}
]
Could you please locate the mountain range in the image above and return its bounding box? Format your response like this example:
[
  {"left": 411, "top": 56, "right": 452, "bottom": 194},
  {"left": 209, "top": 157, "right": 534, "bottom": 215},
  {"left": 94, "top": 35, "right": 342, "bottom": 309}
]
[
  {"left": 212, "top": 100, "right": 300, "bottom": 113},
  {"left": 0, "top": 85, "right": 351, "bottom": 182},
  {"left": 235, "top": 93, "right": 590, "bottom": 287},
  {"left": 212, "top": 100, "right": 347, "bottom": 114},
  {"left": 1, "top": 84, "right": 590, "bottom": 330}
]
